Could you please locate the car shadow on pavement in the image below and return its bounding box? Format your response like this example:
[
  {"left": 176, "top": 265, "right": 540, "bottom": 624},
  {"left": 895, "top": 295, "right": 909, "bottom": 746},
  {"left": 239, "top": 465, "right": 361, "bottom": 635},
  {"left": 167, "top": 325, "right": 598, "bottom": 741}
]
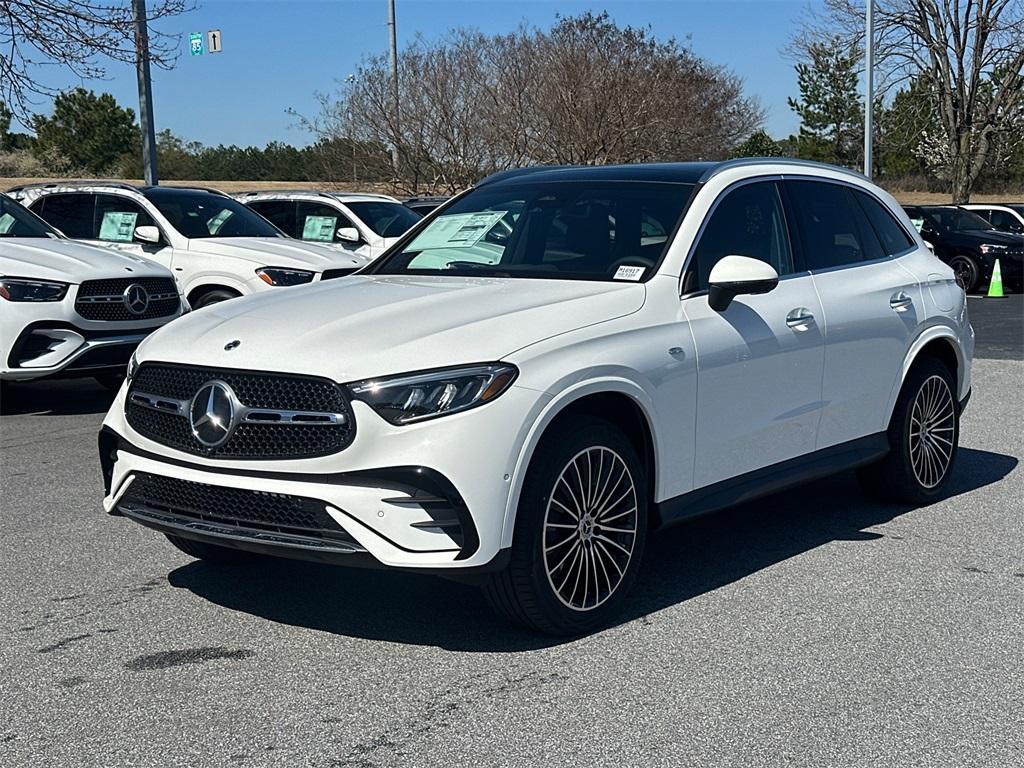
[
  {"left": 167, "top": 447, "right": 1017, "bottom": 652},
  {"left": 0, "top": 379, "right": 117, "bottom": 416}
]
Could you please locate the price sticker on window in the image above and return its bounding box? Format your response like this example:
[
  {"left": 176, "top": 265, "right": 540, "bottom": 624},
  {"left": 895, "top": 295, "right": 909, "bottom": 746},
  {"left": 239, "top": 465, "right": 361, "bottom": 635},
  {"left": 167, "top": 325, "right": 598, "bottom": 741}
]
[
  {"left": 98, "top": 211, "right": 138, "bottom": 242},
  {"left": 302, "top": 215, "right": 338, "bottom": 242}
]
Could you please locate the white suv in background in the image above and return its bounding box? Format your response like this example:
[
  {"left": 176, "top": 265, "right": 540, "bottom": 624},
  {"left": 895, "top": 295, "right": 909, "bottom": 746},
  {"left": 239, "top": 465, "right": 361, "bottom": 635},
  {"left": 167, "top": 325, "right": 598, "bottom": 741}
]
[
  {"left": 962, "top": 203, "right": 1024, "bottom": 235},
  {"left": 0, "top": 194, "right": 185, "bottom": 387},
  {"left": 236, "top": 191, "right": 422, "bottom": 260},
  {"left": 100, "top": 160, "right": 973, "bottom": 634},
  {"left": 9, "top": 183, "right": 370, "bottom": 309}
]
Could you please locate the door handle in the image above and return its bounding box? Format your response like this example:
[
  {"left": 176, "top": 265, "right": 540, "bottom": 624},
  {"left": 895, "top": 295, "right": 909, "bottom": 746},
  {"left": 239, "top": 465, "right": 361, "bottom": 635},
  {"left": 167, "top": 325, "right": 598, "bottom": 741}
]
[
  {"left": 786, "top": 308, "right": 815, "bottom": 330},
  {"left": 890, "top": 291, "right": 913, "bottom": 312}
]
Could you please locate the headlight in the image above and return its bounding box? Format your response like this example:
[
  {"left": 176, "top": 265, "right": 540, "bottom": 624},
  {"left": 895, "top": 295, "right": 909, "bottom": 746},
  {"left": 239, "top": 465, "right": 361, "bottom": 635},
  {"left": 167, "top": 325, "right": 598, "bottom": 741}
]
[
  {"left": 256, "top": 267, "right": 316, "bottom": 286},
  {"left": 979, "top": 244, "right": 1008, "bottom": 255},
  {"left": 0, "top": 277, "right": 69, "bottom": 302},
  {"left": 349, "top": 363, "right": 518, "bottom": 424}
]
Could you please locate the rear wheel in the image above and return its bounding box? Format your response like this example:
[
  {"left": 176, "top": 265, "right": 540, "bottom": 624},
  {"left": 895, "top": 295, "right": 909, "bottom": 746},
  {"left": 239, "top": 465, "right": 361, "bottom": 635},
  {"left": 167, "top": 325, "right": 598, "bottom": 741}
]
[
  {"left": 858, "top": 358, "right": 959, "bottom": 504},
  {"left": 949, "top": 254, "right": 980, "bottom": 292},
  {"left": 165, "top": 534, "right": 263, "bottom": 565},
  {"left": 484, "top": 416, "right": 648, "bottom": 635}
]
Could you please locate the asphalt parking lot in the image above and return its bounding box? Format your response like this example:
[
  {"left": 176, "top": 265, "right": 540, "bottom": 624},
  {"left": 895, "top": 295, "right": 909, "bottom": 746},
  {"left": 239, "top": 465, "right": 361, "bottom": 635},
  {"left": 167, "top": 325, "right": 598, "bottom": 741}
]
[{"left": 1, "top": 295, "right": 1021, "bottom": 768}]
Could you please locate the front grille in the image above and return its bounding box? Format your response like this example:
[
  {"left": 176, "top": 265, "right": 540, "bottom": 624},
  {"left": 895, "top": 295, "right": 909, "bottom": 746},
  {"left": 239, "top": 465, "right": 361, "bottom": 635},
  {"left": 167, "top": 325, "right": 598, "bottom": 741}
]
[
  {"left": 126, "top": 363, "right": 355, "bottom": 459},
  {"left": 120, "top": 472, "right": 355, "bottom": 541},
  {"left": 76, "top": 277, "right": 179, "bottom": 322},
  {"left": 321, "top": 268, "right": 358, "bottom": 281}
]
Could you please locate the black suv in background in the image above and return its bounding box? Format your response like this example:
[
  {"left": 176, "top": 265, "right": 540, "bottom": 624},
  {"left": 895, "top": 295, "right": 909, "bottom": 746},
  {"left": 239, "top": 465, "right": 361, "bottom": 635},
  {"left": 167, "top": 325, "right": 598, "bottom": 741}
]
[{"left": 903, "top": 205, "right": 1024, "bottom": 292}]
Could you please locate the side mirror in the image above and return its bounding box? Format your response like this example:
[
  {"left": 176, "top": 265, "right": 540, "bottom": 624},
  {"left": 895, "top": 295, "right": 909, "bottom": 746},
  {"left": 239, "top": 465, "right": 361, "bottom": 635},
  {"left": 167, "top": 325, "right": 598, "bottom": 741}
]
[
  {"left": 707, "top": 255, "right": 779, "bottom": 312},
  {"left": 134, "top": 225, "right": 161, "bottom": 245},
  {"left": 336, "top": 227, "right": 361, "bottom": 244}
]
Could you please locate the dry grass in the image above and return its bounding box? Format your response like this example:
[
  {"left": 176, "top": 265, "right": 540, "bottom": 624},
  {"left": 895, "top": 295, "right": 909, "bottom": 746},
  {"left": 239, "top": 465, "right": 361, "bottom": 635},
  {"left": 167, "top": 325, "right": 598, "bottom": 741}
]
[{"left": 0, "top": 177, "right": 1018, "bottom": 204}]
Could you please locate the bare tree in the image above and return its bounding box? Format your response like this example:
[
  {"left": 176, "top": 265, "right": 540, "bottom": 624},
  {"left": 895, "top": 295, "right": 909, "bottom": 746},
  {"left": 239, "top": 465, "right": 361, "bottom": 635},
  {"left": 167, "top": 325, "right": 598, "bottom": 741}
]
[
  {"left": 792, "top": 0, "right": 1024, "bottom": 202},
  {"left": 0, "top": 0, "right": 190, "bottom": 122},
  {"left": 305, "top": 13, "right": 764, "bottom": 194}
]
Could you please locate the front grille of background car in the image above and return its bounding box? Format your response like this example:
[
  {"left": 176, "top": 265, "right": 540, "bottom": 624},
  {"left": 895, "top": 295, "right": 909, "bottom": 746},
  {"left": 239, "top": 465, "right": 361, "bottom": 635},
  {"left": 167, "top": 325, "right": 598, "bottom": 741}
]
[
  {"left": 76, "top": 277, "right": 179, "bottom": 322},
  {"left": 120, "top": 471, "right": 357, "bottom": 542},
  {"left": 125, "top": 363, "right": 355, "bottom": 459}
]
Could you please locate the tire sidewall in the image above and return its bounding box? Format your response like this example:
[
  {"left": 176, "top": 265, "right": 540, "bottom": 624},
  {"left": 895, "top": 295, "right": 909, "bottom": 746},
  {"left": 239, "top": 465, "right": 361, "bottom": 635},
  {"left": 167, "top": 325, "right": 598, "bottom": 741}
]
[
  {"left": 511, "top": 417, "right": 648, "bottom": 634},
  {"left": 950, "top": 255, "right": 979, "bottom": 292}
]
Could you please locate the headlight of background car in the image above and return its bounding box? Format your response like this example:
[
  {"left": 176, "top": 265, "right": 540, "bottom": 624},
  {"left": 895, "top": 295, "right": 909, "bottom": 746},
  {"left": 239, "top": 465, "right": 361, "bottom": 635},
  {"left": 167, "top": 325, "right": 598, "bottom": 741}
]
[
  {"left": 255, "top": 267, "right": 316, "bottom": 286},
  {"left": 979, "top": 244, "right": 1008, "bottom": 255},
  {"left": 349, "top": 363, "right": 518, "bottom": 424},
  {"left": 0, "top": 277, "right": 69, "bottom": 302}
]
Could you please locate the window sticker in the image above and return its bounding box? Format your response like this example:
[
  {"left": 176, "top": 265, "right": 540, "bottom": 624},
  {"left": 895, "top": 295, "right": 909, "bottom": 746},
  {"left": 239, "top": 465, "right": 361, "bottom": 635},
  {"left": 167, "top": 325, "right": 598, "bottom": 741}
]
[
  {"left": 302, "top": 215, "right": 338, "bottom": 241},
  {"left": 910, "top": 217, "right": 925, "bottom": 233},
  {"left": 614, "top": 265, "right": 645, "bottom": 281},
  {"left": 207, "top": 209, "right": 233, "bottom": 235},
  {"left": 407, "top": 211, "right": 508, "bottom": 250},
  {"left": 0, "top": 213, "right": 14, "bottom": 234},
  {"left": 98, "top": 211, "right": 138, "bottom": 242}
]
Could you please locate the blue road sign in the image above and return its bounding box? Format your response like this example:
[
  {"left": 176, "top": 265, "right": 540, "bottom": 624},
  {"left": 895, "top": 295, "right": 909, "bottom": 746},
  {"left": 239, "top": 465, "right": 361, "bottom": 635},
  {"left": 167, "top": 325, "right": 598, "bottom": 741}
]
[{"left": 189, "top": 32, "right": 204, "bottom": 56}]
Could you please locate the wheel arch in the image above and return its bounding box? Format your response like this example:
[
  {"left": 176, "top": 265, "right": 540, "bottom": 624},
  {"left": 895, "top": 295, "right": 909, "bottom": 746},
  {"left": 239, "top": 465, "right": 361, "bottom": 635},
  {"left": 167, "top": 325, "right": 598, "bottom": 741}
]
[
  {"left": 500, "top": 379, "right": 660, "bottom": 548},
  {"left": 185, "top": 281, "right": 245, "bottom": 307},
  {"left": 886, "top": 326, "right": 967, "bottom": 424}
]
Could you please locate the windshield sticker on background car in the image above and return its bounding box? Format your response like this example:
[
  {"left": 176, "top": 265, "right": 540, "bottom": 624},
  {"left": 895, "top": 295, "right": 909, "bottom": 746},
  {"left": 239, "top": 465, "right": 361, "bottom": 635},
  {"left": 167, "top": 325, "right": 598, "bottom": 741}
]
[
  {"left": 910, "top": 217, "right": 925, "bottom": 232},
  {"left": 207, "top": 209, "right": 233, "bottom": 235},
  {"left": 0, "top": 213, "right": 14, "bottom": 234},
  {"left": 408, "top": 211, "right": 508, "bottom": 250},
  {"left": 98, "top": 211, "right": 138, "bottom": 242},
  {"left": 614, "top": 265, "right": 645, "bottom": 281},
  {"left": 302, "top": 215, "right": 338, "bottom": 241}
]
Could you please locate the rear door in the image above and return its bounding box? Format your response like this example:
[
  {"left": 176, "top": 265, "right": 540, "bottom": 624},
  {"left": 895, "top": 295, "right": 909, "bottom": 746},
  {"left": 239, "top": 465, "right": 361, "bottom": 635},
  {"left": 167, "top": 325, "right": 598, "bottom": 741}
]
[
  {"left": 784, "top": 179, "right": 921, "bottom": 448},
  {"left": 681, "top": 179, "right": 826, "bottom": 488}
]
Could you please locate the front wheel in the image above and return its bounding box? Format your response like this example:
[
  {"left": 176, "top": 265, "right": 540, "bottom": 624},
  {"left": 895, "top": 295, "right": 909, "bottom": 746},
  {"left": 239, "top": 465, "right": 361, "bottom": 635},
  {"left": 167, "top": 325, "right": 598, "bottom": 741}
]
[
  {"left": 484, "top": 416, "right": 648, "bottom": 635},
  {"left": 858, "top": 358, "right": 959, "bottom": 505}
]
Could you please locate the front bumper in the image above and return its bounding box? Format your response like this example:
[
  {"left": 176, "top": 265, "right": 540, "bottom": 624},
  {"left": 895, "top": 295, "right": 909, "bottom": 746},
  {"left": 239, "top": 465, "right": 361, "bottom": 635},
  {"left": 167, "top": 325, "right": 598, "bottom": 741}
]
[{"left": 4, "top": 322, "right": 155, "bottom": 380}]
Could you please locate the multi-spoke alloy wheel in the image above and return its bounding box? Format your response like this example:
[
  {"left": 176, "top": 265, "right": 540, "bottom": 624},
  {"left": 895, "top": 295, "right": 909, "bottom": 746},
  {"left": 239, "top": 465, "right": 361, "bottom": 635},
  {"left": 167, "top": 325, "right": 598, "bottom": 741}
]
[
  {"left": 484, "top": 416, "right": 647, "bottom": 635},
  {"left": 908, "top": 374, "right": 955, "bottom": 488},
  {"left": 543, "top": 447, "right": 638, "bottom": 611}
]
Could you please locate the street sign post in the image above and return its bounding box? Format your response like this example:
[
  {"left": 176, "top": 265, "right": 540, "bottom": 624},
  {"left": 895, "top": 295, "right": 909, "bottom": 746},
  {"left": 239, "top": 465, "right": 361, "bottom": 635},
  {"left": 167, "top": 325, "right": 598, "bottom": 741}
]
[
  {"left": 189, "top": 32, "right": 204, "bottom": 56},
  {"left": 207, "top": 29, "right": 223, "bottom": 54}
]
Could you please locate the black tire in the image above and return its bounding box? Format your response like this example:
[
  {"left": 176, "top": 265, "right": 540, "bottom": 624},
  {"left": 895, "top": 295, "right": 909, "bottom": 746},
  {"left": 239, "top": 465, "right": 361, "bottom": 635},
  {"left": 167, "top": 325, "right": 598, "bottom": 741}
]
[
  {"left": 483, "top": 415, "right": 648, "bottom": 635},
  {"left": 94, "top": 372, "right": 125, "bottom": 390},
  {"left": 164, "top": 533, "right": 263, "bottom": 565},
  {"left": 858, "top": 357, "right": 959, "bottom": 505},
  {"left": 949, "top": 254, "right": 980, "bottom": 293},
  {"left": 192, "top": 289, "right": 239, "bottom": 309}
]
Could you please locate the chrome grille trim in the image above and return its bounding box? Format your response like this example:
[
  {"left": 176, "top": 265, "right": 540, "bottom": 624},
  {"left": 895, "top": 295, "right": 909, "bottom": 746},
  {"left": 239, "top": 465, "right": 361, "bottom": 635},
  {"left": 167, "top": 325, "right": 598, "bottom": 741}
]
[{"left": 129, "top": 390, "right": 348, "bottom": 425}]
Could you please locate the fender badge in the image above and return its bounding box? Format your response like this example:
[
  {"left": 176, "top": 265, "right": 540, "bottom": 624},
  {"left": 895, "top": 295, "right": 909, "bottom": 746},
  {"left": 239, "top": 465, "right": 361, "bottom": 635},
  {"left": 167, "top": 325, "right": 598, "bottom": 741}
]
[{"left": 224, "top": 340, "right": 241, "bottom": 351}]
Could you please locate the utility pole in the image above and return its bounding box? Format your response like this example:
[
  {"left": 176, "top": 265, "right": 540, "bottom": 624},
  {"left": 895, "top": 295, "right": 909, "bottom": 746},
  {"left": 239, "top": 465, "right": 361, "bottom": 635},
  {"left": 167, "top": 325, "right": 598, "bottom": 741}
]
[
  {"left": 132, "top": 0, "right": 159, "bottom": 185},
  {"left": 387, "top": 0, "right": 400, "bottom": 178},
  {"left": 864, "top": 0, "right": 874, "bottom": 179}
]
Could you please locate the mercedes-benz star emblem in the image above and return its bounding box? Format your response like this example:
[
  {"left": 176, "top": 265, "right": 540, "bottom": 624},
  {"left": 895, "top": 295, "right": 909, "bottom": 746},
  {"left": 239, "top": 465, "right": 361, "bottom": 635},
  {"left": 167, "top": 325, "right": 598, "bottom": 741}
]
[
  {"left": 189, "top": 381, "right": 237, "bottom": 448},
  {"left": 224, "top": 339, "right": 241, "bottom": 351},
  {"left": 122, "top": 283, "right": 150, "bottom": 315}
]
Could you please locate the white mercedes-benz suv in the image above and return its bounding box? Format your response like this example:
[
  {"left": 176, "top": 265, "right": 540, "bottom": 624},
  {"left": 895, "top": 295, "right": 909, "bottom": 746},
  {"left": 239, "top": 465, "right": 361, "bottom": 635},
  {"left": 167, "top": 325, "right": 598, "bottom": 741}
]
[
  {"left": 9, "top": 182, "right": 370, "bottom": 309},
  {"left": 99, "top": 160, "right": 974, "bottom": 634},
  {"left": 236, "top": 190, "right": 422, "bottom": 259},
  {"left": 0, "top": 193, "right": 185, "bottom": 386}
]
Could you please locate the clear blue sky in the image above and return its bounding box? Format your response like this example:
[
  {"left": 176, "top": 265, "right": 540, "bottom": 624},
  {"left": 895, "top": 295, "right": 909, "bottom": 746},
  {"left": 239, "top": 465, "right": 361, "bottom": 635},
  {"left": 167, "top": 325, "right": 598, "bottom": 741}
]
[{"left": 19, "top": 0, "right": 816, "bottom": 147}]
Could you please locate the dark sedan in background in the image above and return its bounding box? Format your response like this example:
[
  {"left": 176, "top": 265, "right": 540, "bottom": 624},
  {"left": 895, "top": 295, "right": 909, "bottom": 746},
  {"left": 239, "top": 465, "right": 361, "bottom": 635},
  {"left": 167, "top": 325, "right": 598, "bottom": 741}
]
[{"left": 904, "top": 205, "right": 1024, "bottom": 292}]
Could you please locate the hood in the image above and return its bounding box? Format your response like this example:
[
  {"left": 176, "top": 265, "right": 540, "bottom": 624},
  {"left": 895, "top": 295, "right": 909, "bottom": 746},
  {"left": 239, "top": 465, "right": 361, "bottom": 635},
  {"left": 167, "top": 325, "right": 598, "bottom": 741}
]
[
  {"left": 0, "top": 238, "right": 172, "bottom": 283},
  {"left": 186, "top": 237, "right": 371, "bottom": 271},
  {"left": 947, "top": 229, "right": 1024, "bottom": 247},
  {"left": 138, "top": 275, "right": 646, "bottom": 381}
]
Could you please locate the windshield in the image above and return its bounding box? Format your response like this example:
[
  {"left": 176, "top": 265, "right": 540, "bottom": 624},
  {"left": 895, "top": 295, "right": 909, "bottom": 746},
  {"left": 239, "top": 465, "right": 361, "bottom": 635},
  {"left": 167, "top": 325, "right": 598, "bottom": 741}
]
[
  {"left": 926, "top": 208, "right": 994, "bottom": 232},
  {"left": 144, "top": 188, "right": 283, "bottom": 239},
  {"left": 373, "top": 181, "right": 693, "bottom": 281},
  {"left": 346, "top": 201, "right": 421, "bottom": 238},
  {"left": 0, "top": 195, "right": 58, "bottom": 238},
  {"left": 1008, "top": 204, "right": 1024, "bottom": 217}
]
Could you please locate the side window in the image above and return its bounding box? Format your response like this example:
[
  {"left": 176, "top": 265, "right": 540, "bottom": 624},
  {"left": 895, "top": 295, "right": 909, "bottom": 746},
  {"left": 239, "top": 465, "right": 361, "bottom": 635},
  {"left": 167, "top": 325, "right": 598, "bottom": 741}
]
[
  {"left": 247, "top": 200, "right": 296, "bottom": 236},
  {"left": 990, "top": 210, "right": 1023, "bottom": 233},
  {"left": 94, "top": 194, "right": 155, "bottom": 242},
  {"left": 687, "top": 181, "right": 793, "bottom": 292},
  {"left": 853, "top": 190, "right": 914, "bottom": 255},
  {"left": 787, "top": 181, "right": 883, "bottom": 270},
  {"left": 33, "top": 193, "right": 95, "bottom": 239},
  {"left": 295, "top": 201, "right": 353, "bottom": 242}
]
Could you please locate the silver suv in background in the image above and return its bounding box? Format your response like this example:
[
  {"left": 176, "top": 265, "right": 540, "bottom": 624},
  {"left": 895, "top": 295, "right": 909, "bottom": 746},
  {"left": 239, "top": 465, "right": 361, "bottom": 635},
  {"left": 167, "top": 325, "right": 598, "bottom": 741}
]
[
  {"left": 9, "top": 182, "right": 370, "bottom": 309},
  {"left": 236, "top": 191, "right": 422, "bottom": 260}
]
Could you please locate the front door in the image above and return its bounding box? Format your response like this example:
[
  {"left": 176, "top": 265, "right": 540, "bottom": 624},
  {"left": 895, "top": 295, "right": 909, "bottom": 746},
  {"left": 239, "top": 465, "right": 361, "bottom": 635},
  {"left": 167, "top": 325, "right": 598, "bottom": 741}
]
[{"left": 681, "top": 180, "right": 825, "bottom": 489}]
